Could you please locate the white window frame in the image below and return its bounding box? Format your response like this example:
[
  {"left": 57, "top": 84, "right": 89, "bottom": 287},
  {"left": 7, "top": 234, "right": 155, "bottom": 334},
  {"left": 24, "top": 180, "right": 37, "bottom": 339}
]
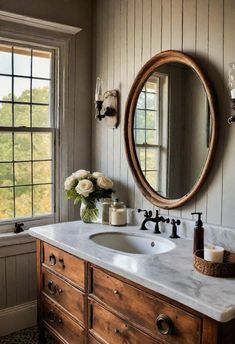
[{"left": 0, "top": 13, "right": 81, "bottom": 233}]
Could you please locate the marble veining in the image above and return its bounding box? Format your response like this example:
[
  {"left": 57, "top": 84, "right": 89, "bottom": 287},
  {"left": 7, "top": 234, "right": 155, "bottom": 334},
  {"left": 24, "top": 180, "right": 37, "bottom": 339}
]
[{"left": 29, "top": 221, "right": 235, "bottom": 322}]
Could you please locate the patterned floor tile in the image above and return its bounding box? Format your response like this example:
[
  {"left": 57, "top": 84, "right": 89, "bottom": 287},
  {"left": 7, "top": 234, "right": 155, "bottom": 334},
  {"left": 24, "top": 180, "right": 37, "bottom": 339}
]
[{"left": 0, "top": 327, "right": 55, "bottom": 344}]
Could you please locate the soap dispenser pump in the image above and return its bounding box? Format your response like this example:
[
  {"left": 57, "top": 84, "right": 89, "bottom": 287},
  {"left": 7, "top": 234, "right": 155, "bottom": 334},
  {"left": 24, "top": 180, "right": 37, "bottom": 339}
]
[{"left": 191, "top": 212, "right": 204, "bottom": 253}]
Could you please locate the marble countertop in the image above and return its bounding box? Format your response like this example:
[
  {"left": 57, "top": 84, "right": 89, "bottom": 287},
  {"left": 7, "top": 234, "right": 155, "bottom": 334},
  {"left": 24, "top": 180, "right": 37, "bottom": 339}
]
[{"left": 29, "top": 221, "right": 235, "bottom": 323}]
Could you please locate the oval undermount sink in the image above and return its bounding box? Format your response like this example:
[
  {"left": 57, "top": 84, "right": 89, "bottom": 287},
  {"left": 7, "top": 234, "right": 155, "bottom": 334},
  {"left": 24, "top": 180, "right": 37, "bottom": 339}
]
[{"left": 89, "top": 232, "right": 175, "bottom": 255}]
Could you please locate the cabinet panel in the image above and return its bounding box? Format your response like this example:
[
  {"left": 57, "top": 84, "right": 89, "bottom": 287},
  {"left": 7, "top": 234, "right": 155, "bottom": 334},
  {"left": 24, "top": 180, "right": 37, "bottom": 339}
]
[
  {"left": 42, "top": 296, "right": 85, "bottom": 344},
  {"left": 42, "top": 267, "right": 85, "bottom": 325},
  {"left": 88, "top": 335, "right": 102, "bottom": 344},
  {"left": 89, "top": 300, "right": 158, "bottom": 344},
  {"left": 43, "top": 242, "right": 85, "bottom": 289},
  {"left": 91, "top": 267, "right": 201, "bottom": 344}
]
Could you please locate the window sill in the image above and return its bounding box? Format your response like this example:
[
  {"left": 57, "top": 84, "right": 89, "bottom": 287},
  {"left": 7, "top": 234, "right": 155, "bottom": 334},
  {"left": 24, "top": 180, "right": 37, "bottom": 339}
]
[{"left": 0, "top": 230, "right": 35, "bottom": 248}]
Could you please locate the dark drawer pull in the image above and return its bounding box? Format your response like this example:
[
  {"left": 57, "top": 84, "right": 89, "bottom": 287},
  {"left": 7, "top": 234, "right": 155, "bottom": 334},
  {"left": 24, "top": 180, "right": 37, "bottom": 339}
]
[
  {"left": 49, "top": 254, "right": 56, "bottom": 266},
  {"left": 59, "top": 257, "right": 65, "bottom": 268},
  {"left": 156, "top": 314, "right": 174, "bottom": 335},
  {"left": 48, "top": 310, "right": 56, "bottom": 323},
  {"left": 48, "top": 280, "right": 57, "bottom": 295}
]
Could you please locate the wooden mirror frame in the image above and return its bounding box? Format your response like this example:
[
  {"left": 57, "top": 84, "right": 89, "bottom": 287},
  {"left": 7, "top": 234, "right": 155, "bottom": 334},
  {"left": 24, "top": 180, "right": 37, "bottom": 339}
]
[{"left": 124, "top": 50, "right": 218, "bottom": 209}]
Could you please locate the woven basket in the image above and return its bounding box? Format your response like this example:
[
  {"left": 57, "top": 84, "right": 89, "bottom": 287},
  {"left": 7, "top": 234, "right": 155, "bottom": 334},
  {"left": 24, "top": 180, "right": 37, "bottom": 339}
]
[{"left": 193, "top": 249, "right": 235, "bottom": 277}]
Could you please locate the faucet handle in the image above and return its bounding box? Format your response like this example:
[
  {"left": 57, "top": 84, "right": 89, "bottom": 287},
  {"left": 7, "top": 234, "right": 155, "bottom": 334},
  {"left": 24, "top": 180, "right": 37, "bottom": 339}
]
[
  {"left": 137, "top": 209, "right": 152, "bottom": 218},
  {"left": 169, "top": 219, "right": 181, "bottom": 239}
]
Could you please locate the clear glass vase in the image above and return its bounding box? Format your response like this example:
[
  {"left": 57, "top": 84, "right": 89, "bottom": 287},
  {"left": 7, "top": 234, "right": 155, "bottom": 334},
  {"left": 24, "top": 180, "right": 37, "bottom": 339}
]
[{"left": 80, "top": 201, "right": 98, "bottom": 223}]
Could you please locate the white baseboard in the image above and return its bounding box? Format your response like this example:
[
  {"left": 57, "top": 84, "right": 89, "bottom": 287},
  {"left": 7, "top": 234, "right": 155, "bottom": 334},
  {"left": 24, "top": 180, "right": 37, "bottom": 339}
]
[{"left": 0, "top": 300, "right": 37, "bottom": 337}]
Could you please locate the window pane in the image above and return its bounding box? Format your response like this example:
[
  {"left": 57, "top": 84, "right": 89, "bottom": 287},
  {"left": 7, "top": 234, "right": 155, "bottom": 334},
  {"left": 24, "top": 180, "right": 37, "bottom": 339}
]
[
  {"left": 15, "top": 162, "right": 31, "bottom": 185},
  {"left": 146, "top": 171, "right": 158, "bottom": 190},
  {"left": 0, "top": 188, "right": 14, "bottom": 220},
  {"left": 14, "top": 133, "right": 31, "bottom": 161},
  {"left": 134, "top": 129, "right": 145, "bottom": 145},
  {"left": 0, "top": 163, "right": 13, "bottom": 186},
  {"left": 14, "top": 77, "right": 30, "bottom": 102},
  {"left": 137, "top": 92, "right": 145, "bottom": 109},
  {"left": 32, "top": 50, "right": 51, "bottom": 79},
  {"left": 146, "top": 93, "right": 156, "bottom": 110},
  {"left": 146, "top": 111, "right": 157, "bottom": 129},
  {"left": 134, "top": 110, "right": 145, "bottom": 128},
  {"left": 136, "top": 147, "right": 146, "bottom": 170},
  {"left": 146, "top": 81, "right": 158, "bottom": 93},
  {"left": 0, "top": 76, "right": 12, "bottom": 101},
  {"left": 13, "top": 47, "right": 31, "bottom": 76},
  {"left": 146, "top": 130, "right": 158, "bottom": 145},
  {"left": 33, "top": 133, "right": 52, "bottom": 160},
  {"left": 32, "top": 79, "right": 50, "bottom": 103},
  {"left": 0, "top": 45, "right": 12, "bottom": 75},
  {"left": 15, "top": 186, "right": 32, "bottom": 218},
  {"left": 33, "top": 161, "right": 51, "bottom": 184},
  {"left": 33, "top": 184, "right": 52, "bottom": 215},
  {"left": 32, "top": 105, "right": 50, "bottom": 127},
  {"left": 0, "top": 103, "right": 12, "bottom": 126},
  {"left": 0, "top": 133, "right": 12, "bottom": 161},
  {"left": 14, "top": 104, "right": 30, "bottom": 127},
  {"left": 146, "top": 148, "right": 159, "bottom": 170}
]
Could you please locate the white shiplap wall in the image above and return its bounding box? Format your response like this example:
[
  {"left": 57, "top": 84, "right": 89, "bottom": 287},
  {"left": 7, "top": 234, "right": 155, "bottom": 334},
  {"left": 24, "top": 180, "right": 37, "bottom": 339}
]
[{"left": 92, "top": 0, "right": 235, "bottom": 229}]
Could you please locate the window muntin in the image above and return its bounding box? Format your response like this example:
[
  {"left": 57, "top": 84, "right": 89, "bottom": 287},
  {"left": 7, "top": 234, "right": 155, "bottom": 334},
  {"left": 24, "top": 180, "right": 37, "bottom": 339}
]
[{"left": 0, "top": 43, "right": 55, "bottom": 222}]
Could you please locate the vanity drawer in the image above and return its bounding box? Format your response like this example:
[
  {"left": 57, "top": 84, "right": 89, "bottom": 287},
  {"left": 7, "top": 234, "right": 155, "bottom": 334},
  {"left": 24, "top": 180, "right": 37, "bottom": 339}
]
[
  {"left": 42, "top": 242, "right": 85, "bottom": 289},
  {"left": 42, "top": 267, "right": 85, "bottom": 325},
  {"left": 89, "top": 300, "right": 158, "bottom": 344},
  {"left": 91, "top": 267, "right": 201, "bottom": 344},
  {"left": 42, "top": 296, "right": 85, "bottom": 344},
  {"left": 88, "top": 335, "right": 102, "bottom": 344}
]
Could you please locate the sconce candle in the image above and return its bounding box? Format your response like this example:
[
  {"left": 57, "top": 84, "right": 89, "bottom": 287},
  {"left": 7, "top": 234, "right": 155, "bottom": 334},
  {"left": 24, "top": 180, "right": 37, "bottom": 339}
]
[{"left": 95, "top": 77, "right": 103, "bottom": 101}]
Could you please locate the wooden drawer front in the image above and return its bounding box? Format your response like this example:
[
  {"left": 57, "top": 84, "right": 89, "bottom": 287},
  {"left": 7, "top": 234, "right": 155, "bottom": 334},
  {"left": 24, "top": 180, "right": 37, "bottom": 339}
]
[
  {"left": 42, "top": 296, "right": 85, "bottom": 344},
  {"left": 43, "top": 242, "right": 85, "bottom": 289},
  {"left": 89, "top": 301, "right": 158, "bottom": 344},
  {"left": 88, "top": 335, "right": 102, "bottom": 344},
  {"left": 91, "top": 268, "right": 201, "bottom": 344},
  {"left": 42, "top": 267, "right": 85, "bottom": 324}
]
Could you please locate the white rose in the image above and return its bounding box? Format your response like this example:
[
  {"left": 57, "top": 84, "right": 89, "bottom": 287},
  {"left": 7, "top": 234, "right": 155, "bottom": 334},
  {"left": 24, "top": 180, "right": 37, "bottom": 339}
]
[
  {"left": 92, "top": 171, "right": 104, "bottom": 178},
  {"left": 72, "top": 169, "right": 90, "bottom": 179},
  {"left": 75, "top": 179, "right": 94, "bottom": 197},
  {"left": 64, "top": 175, "right": 76, "bottom": 191},
  {"left": 97, "top": 176, "right": 113, "bottom": 190}
]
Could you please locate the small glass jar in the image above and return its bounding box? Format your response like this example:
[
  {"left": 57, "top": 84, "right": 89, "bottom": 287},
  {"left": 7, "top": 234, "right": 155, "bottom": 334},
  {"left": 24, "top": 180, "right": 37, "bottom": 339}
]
[
  {"left": 101, "top": 198, "right": 112, "bottom": 224},
  {"left": 109, "top": 201, "right": 127, "bottom": 226}
]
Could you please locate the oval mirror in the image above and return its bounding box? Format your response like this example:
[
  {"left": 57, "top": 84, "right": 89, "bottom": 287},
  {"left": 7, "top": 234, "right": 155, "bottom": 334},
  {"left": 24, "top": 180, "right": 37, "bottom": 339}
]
[{"left": 124, "top": 51, "right": 217, "bottom": 209}]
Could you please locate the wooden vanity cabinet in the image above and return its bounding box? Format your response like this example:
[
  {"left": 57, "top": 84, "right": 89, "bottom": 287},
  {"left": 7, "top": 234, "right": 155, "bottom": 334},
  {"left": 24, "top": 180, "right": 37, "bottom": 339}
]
[{"left": 36, "top": 240, "right": 235, "bottom": 344}]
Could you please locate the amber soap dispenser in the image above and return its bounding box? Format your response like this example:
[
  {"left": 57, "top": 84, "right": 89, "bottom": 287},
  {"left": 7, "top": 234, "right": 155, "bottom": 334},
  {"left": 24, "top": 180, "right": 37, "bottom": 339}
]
[{"left": 191, "top": 212, "right": 204, "bottom": 254}]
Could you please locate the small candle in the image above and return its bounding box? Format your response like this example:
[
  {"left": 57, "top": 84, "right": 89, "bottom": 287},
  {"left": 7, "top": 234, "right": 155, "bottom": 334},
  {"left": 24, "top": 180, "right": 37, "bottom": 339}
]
[
  {"left": 95, "top": 77, "right": 103, "bottom": 101},
  {"left": 204, "top": 244, "right": 224, "bottom": 263}
]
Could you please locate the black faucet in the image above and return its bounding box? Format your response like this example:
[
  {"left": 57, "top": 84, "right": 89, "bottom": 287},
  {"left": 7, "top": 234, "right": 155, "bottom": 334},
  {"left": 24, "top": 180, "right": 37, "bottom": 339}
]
[{"left": 138, "top": 209, "right": 170, "bottom": 234}]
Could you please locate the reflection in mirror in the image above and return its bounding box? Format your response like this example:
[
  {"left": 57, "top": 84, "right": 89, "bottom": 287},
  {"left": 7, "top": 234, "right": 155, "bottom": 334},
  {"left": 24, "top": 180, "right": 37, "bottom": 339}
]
[{"left": 134, "top": 62, "right": 210, "bottom": 199}]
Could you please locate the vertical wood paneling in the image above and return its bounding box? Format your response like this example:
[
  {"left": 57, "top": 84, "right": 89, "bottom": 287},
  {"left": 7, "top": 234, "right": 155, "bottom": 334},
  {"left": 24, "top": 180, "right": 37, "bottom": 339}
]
[
  {"left": 5, "top": 256, "right": 17, "bottom": 307},
  {"left": 181, "top": 0, "right": 197, "bottom": 219},
  {"left": 28, "top": 253, "right": 37, "bottom": 301},
  {"left": 206, "top": 0, "right": 224, "bottom": 225},
  {"left": 222, "top": 0, "right": 235, "bottom": 227},
  {"left": 16, "top": 255, "right": 29, "bottom": 304},
  {"left": 0, "top": 258, "right": 6, "bottom": 309},
  {"left": 93, "top": 0, "right": 235, "bottom": 231}
]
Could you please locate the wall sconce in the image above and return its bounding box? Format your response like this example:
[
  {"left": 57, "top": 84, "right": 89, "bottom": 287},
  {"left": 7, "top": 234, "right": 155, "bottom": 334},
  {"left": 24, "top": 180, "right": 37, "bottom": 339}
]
[
  {"left": 228, "top": 63, "right": 235, "bottom": 124},
  {"left": 95, "top": 77, "right": 119, "bottom": 128}
]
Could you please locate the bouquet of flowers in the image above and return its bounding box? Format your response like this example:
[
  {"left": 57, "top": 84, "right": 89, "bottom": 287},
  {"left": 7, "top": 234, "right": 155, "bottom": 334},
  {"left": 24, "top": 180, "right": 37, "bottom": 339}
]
[{"left": 64, "top": 169, "right": 114, "bottom": 222}]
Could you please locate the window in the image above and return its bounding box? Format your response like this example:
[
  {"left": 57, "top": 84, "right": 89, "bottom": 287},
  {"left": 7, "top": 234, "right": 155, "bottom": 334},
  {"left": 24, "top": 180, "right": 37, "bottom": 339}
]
[
  {"left": 134, "top": 73, "right": 168, "bottom": 195},
  {"left": 0, "top": 42, "right": 56, "bottom": 224}
]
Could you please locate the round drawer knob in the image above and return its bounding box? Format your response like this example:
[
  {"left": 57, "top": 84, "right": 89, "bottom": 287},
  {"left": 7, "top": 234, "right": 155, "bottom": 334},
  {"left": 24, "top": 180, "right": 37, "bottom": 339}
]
[
  {"left": 113, "top": 289, "right": 119, "bottom": 295},
  {"left": 49, "top": 254, "right": 56, "bottom": 266},
  {"left": 48, "top": 280, "right": 56, "bottom": 295},
  {"left": 58, "top": 288, "right": 63, "bottom": 294},
  {"left": 156, "top": 314, "right": 174, "bottom": 335},
  {"left": 58, "top": 318, "right": 63, "bottom": 325},
  {"left": 59, "top": 258, "right": 65, "bottom": 268},
  {"left": 114, "top": 328, "right": 120, "bottom": 334}
]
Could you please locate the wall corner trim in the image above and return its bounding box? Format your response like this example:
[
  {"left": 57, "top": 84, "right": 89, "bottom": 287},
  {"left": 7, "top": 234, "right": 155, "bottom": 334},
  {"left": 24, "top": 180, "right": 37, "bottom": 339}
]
[
  {"left": 0, "top": 300, "right": 37, "bottom": 337},
  {"left": 0, "top": 10, "right": 82, "bottom": 35}
]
